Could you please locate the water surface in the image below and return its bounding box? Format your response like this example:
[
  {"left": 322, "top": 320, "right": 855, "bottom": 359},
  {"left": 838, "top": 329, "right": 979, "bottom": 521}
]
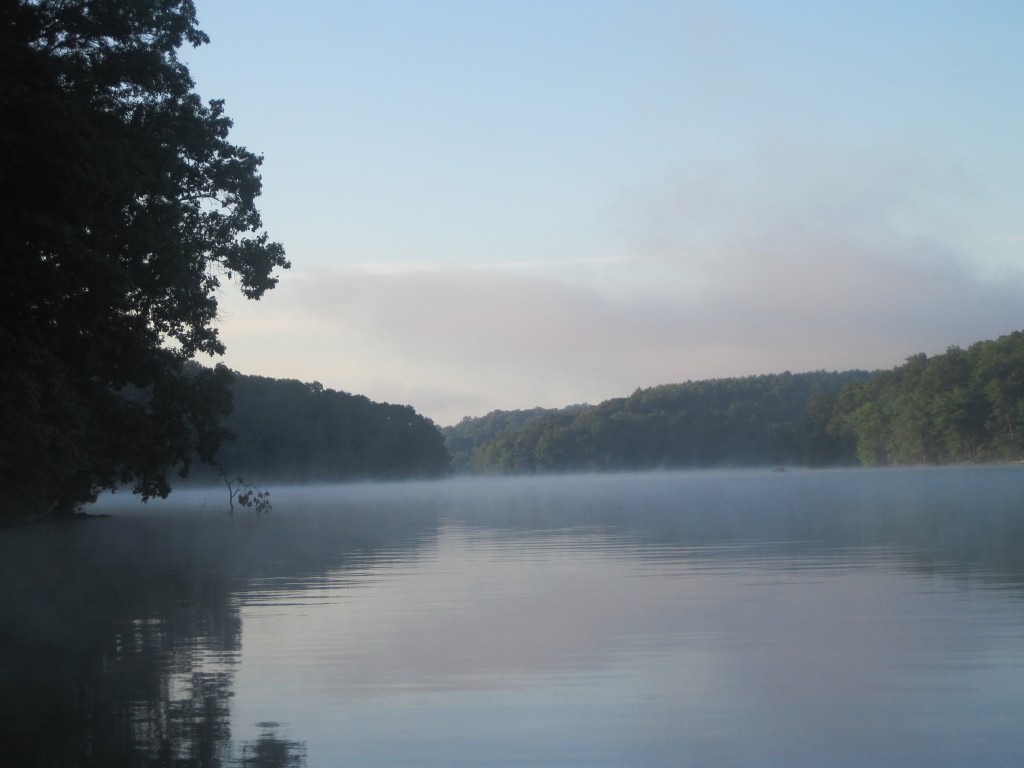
[{"left": 2, "top": 467, "right": 1023, "bottom": 766}]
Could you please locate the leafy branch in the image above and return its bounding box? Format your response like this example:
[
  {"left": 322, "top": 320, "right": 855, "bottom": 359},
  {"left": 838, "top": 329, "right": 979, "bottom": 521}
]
[{"left": 219, "top": 471, "right": 271, "bottom": 515}]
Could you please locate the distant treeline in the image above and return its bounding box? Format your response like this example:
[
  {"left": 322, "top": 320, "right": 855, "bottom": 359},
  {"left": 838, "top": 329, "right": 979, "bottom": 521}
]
[
  {"left": 206, "top": 329, "right": 1024, "bottom": 484},
  {"left": 830, "top": 330, "right": 1024, "bottom": 466},
  {"left": 206, "top": 373, "right": 451, "bottom": 483},
  {"left": 443, "top": 330, "right": 1024, "bottom": 473},
  {"left": 442, "top": 370, "right": 869, "bottom": 473}
]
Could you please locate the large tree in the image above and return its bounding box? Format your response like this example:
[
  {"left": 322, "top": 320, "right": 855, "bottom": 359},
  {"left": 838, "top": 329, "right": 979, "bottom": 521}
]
[{"left": 1, "top": 0, "right": 289, "bottom": 516}]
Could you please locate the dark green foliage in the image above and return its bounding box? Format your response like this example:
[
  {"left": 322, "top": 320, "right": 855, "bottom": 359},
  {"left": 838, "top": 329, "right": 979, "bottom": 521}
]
[
  {"left": 441, "top": 405, "right": 589, "bottom": 473},
  {"left": 446, "top": 371, "right": 869, "bottom": 474},
  {"left": 220, "top": 470, "right": 272, "bottom": 515},
  {"left": 449, "top": 332, "right": 1024, "bottom": 474},
  {"left": 1, "top": 1, "right": 288, "bottom": 516},
  {"left": 211, "top": 374, "right": 451, "bottom": 483},
  {"left": 830, "top": 330, "right": 1024, "bottom": 465}
]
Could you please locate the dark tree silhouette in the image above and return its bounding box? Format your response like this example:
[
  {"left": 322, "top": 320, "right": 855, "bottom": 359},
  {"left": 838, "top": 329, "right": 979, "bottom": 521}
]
[
  {"left": 210, "top": 373, "right": 452, "bottom": 484},
  {"left": 1, "top": 1, "right": 288, "bottom": 516}
]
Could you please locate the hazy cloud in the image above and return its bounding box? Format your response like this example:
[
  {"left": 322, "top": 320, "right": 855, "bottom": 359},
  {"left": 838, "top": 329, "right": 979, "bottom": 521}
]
[
  {"left": 218, "top": 254, "right": 1024, "bottom": 428},
  {"left": 207, "top": 146, "right": 1024, "bottom": 427}
]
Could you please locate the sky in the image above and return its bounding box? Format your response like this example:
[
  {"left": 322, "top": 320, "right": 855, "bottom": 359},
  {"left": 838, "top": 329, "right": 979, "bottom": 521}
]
[{"left": 184, "top": 0, "right": 1024, "bottom": 426}]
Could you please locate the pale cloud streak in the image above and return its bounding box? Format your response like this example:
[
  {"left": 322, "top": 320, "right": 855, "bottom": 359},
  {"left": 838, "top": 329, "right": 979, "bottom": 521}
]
[
  {"left": 213, "top": 145, "right": 1024, "bottom": 426},
  {"left": 216, "top": 234, "right": 1024, "bottom": 427}
]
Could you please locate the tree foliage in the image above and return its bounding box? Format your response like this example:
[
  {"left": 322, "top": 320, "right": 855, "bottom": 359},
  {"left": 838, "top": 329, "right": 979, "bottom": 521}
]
[
  {"left": 210, "top": 374, "right": 452, "bottom": 483},
  {"left": 448, "top": 332, "right": 1024, "bottom": 474},
  {"left": 1, "top": 1, "right": 288, "bottom": 516},
  {"left": 445, "top": 371, "right": 868, "bottom": 474},
  {"left": 830, "top": 331, "right": 1024, "bottom": 465},
  {"left": 441, "top": 405, "right": 589, "bottom": 473}
]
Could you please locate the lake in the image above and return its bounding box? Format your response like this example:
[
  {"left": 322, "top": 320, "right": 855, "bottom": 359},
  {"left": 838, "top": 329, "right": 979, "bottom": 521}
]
[{"left": 2, "top": 467, "right": 1023, "bottom": 767}]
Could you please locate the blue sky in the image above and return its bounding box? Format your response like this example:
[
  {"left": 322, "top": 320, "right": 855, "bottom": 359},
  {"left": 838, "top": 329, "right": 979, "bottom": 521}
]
[{"left": 186, "top": 1, "right": 1024, "bottom": 425}]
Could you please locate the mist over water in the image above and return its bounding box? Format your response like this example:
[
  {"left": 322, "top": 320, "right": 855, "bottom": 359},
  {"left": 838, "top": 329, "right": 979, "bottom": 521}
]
[{"left": 2, "top": 467, "right": 1023, "bottom": 767}]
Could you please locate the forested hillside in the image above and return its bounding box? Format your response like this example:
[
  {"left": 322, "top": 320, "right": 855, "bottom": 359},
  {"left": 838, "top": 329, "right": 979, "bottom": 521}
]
[
  {"left": 443, "top": 370, "right": 869, "bottom": 473},
  {"left": 442, "top": 405, "right": 590, "bottom": 472},
  {"left": 829, "top": 331, "right": 1024, "bottom": 465},
  {"left": 444, "top": 330, "right": 1024, "bottom": 474},
  {"left": 207, "top": 373, "right": 451, "bottom": 483}
]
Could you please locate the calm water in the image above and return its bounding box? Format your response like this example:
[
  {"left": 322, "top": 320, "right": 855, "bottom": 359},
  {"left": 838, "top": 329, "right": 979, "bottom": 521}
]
[{"left": 2, "top": 467, "right": 1023, "bottom": 767}]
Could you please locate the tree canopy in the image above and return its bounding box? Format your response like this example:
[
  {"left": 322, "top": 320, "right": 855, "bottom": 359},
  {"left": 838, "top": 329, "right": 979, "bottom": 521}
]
[
  {"left": 829, "top": 331, "right": 1024, "bottom": 465},
  {"left": 446, "top": 330, "right": 1024, "bottom": 475},
  {"left": 444, "top": 371, "right": 868, "bottom": 474},
  {"left": 1, "top": 0, "right": 289, "bottom": 516},
  {"left": 211, "top": 373, "right": 451, "bottom": 483}
]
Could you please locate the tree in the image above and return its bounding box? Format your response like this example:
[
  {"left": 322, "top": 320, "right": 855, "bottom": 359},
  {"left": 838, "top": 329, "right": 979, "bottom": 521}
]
[
  {"left": 1, "top": 0, "right": 289, "bottom": 516},
  {"left": 451, "top": 371, "right": 868, "bottom": 473},
  {"left": 827, "top": 332, "right": 1024, "bottom": 466}
]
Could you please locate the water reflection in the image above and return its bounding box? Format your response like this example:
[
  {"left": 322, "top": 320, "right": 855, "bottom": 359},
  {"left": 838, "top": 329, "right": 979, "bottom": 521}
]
[
  {"left": 434, "top": 467, "right": 1024, "bottom": 590},
  {"left": 236, "top": 724, "right": 305, "bottom": 768},
  {"left": 1, "top": 467, "right": 1023, "bottom": 767},
  {"left": 0, "top": 496, "right": 439, "bottom": 767}
]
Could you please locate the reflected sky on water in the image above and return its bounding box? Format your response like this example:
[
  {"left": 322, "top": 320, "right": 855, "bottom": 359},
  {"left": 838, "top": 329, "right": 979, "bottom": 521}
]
[{"left": 2, "top": 467, "right": 1023, "bottom": 767}]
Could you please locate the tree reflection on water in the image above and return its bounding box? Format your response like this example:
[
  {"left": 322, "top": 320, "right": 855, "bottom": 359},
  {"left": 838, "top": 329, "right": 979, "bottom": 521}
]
[
  {"left": 236, "top": 724, "right": 306, "bottom": 768},
  {"left": 0, "top": 494, "right": 439, "bottom": 768},
  {"left": 0, "top": 513, "right": 303, "bottom": 768},
  {"left": 4, "top": 471, "right": 1023, "bottom": 767}
]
